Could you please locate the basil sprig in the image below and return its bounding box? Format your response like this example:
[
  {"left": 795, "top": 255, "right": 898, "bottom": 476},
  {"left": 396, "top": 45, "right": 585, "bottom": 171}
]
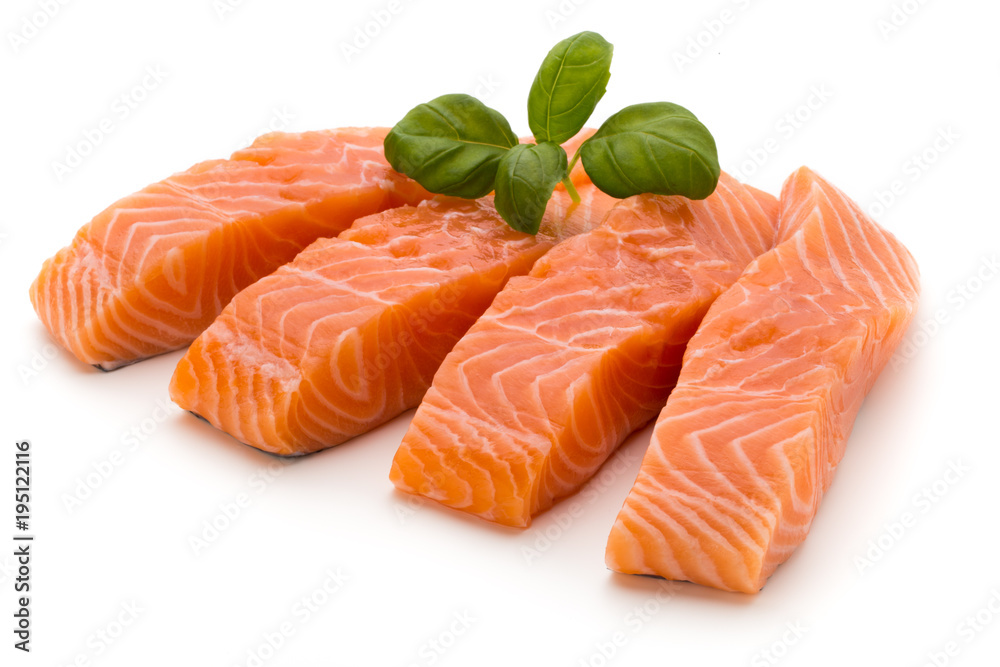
[
  {"left": 581, "top": 102, "right": 720, "bottom": 200},
  {"left": 494, "top": 142, "right": 568, "bottom": 234},
  {"left": 384, "top": 31, "right": 720, "bottom": 234},
  {"left": 527, "top": 32, "right": 613, "bottom": 145},
  {"left": 384, "top": 94, "right": 518, "bottom": 199}
]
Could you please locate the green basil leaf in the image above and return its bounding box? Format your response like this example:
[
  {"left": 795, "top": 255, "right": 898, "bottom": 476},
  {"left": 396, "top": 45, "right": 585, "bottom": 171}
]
[
  {"left": 384, "top": 94, "right": 518, "bottom": 199},
  {"left": 581, "top": 102, "right": 720, "bottom": 200},
  {"left": 528, "top": 31, "right": 613, "bottom": 145},
  {"left": 493, "top": 142, "right": 568, "bottom": 235}
]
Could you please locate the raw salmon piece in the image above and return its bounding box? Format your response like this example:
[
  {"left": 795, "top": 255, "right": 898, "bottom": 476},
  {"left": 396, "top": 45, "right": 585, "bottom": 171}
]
[
  {"left": 169, "top": 183, "right": 617, "bottom": 456},
  {"left": 605, "top": 167, "right": 920, "bottom": 593},
  {"left": 30, "top": 127, "right": 430, "bottom": 370},
  {"left": 390, "top": 173, "right": 780, "bottom": 527}
]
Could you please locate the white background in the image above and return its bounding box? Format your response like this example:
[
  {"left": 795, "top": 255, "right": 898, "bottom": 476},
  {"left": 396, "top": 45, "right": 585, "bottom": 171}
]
[{"left": 2, "top": 0, "right": 999, "bottom": 665}]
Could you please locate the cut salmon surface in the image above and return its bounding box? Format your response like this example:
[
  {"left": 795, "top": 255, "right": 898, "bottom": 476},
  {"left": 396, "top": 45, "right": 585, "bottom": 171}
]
[
  {"left": 605, "top": 167, "right": 920, "bottom": 593},
  {"left": 30, "top": 127, "right": 431, "bottom": 370},
  {"left": 390, "top": 173, "right": 781, "bottom": 528},
  {"left": 169, "top": 183, "right": 618, "bottom": 456}
]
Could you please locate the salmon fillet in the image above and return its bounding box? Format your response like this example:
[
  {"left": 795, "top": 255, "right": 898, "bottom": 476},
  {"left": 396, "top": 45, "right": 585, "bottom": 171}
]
[
  {"left": 169, "top": 183, "right": 617, "bottom": 456},
  {"left": 605, "top": 167, "right": 920, "bottom": 593},
  {"left": 30, "top": 127, "right": 430, "bottom": 370},
  {"left": 390, "top": 173, "right": 780, "bottom": 527}
]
